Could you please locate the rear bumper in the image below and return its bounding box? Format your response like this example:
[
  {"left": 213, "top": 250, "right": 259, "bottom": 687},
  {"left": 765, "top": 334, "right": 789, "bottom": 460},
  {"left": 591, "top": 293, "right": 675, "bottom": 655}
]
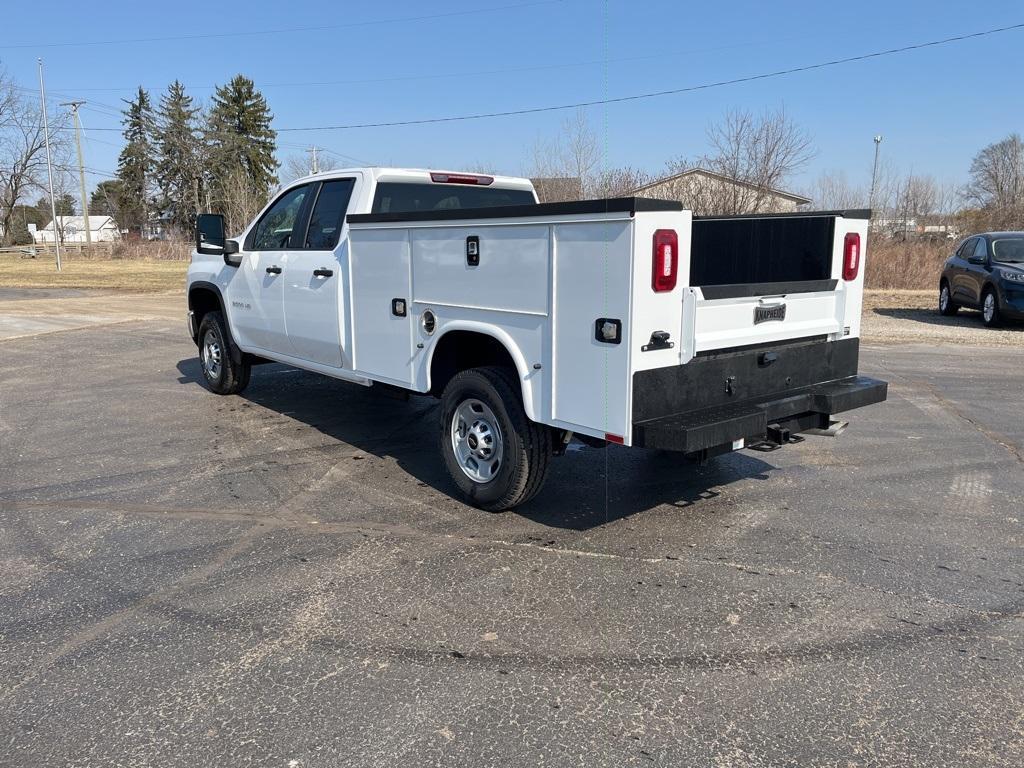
[
  {"left": 631, "top": 337, "right": 887, "bottom": 452},
  {"left": 633, "top": 375, "right": 887, "bottom": 452}
]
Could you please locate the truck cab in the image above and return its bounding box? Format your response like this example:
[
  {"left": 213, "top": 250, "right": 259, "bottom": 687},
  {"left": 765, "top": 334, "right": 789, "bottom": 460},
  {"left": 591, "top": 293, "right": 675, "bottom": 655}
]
[{"left": 187, "top": 168, "right": 536, "bottom": 374}]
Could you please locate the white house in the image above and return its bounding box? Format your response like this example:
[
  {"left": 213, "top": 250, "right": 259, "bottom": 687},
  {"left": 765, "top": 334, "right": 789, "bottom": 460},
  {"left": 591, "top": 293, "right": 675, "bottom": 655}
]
[{"left": 36, "top": 215, "right": 119, "bottom": 244}]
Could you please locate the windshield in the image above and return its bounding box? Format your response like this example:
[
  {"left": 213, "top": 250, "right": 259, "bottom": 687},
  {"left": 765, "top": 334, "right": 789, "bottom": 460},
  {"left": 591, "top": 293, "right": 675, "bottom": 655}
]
[
  {"left": 372, "top": 182, "right": 536, "bottom": 214},
  {"left": 991, "top": 237, "right": 1024, "bottom": 264}
]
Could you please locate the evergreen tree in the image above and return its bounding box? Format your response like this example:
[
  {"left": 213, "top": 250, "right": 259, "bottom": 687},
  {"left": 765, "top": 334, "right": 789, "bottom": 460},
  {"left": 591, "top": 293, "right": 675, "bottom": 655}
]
[
  {"left": 155, "top": 81, "right": 204, "bottom": 234},
  {"left": 90, "top": 179, "right": 123, "bottom": 219},
  {"left": 116, "top": 87, "right": 154, "bottom": 235},
  {"left": 206, "top": 75, "right": 277, "bottom": 226}
]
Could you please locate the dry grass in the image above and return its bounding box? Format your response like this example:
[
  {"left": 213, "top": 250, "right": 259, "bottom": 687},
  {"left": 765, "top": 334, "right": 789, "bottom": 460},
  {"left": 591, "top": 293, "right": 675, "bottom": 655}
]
[
  {"left": 865, "top": 239, "right": 951, "bottom": 290},
  {"left": 0, "top": 237, "right": 955, "bottom": 294},
  {"left": 0, "top": 253, "right": 187, "bottom": 292}
]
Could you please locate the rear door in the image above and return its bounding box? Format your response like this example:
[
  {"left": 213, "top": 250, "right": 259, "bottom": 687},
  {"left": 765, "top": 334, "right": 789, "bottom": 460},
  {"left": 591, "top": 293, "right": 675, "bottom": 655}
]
[
  {"left": 963, "top": 236, "right": 990, "bottom": 306},
  {"left": 947, "top": 238, "right": 974, "bottom": 304},
  {"left": 282, "top": 178, "right": 357, "bottom": 367},
  {"left": 685, "top": 213, "right": 865, "bottom": 355}
]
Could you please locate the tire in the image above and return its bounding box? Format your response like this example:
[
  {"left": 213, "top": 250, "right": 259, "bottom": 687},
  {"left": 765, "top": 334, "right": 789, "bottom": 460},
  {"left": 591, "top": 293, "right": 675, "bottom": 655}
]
[
  {"left": 197, "top": 310, "right": 251, "bottom": 395},
  {"left": 938, "top": 281, "right": 959, "bottom": 316},
  {"left": 440, "top": 366, "right": 552, "bottom": 511},
  {"left": 981, "top": 288, "right": 1002, "bottom": 328}
]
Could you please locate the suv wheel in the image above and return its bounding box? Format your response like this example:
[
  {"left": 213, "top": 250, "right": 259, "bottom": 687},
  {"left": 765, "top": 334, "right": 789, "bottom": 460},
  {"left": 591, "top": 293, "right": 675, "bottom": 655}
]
[
  {"left": 439, "top": 366, "right": 551, "bottom": 511},
  {"left": 197, "top": 310, "right": 251, "bottom": 394},
  {"left": 982, "top": 289, "right": 1002, "bottom": 328},
  {"left": 938, "top": 282, "right": 958, "bottom": 316}
]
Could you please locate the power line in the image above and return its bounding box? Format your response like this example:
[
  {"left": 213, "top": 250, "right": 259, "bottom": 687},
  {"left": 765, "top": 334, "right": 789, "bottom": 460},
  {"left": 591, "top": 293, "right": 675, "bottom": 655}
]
[
  {"left": 48, "top": 39, "right": 789, "bottom": 94},
  {"left": 0, "top": 0, "right": 560, "bottom": 49},
  {"left": 46, "top": 21, "right": 1023, "bottom": 135},
  {"left": 273, "top": 21, "right": 1024, "bottom": 132}
]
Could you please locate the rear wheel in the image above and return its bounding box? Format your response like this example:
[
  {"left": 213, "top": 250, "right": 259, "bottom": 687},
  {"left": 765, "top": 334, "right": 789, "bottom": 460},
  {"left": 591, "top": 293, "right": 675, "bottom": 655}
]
[
  {"left": 938, "top": 282, "right": 959, "bottom": 316},
  {"left": 982, "top": 289, "right": 1002, "bottom": 328},
  {"left": 440, "top": 366, "right": 551, "bottom": 511},
  {"left": 197, "top": 310, "right": 251, "bottom": 395}
]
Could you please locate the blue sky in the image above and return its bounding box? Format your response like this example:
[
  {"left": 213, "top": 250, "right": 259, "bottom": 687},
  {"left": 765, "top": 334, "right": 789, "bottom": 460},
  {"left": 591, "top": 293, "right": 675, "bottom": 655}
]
[{"left": 2, "top": 0, "right": 1022, "bottom": 198}]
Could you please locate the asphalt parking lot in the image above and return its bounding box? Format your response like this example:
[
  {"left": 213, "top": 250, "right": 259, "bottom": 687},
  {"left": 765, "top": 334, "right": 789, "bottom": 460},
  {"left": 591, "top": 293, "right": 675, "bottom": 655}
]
[{"left": 1, "top": 293, "right": 1022, "bottom": 767}]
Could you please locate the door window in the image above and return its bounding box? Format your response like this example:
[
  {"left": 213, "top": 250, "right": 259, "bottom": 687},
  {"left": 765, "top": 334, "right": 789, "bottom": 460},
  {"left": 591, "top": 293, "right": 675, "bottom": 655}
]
[
  {"left": 305, "top": 179, "right": 356, "bottom": 250},
  {"left": 972, "top": 238, "right": 989, "bottom": 261},
  {"left": 956, "top": 238, "right": 976, "bottom": 258},
  {"left": 247, "top": 184, "right": 311, "bottom": 250}
]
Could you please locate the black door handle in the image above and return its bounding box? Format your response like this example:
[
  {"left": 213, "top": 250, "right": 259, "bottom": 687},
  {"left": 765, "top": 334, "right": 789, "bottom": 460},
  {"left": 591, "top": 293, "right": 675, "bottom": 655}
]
[
  {"left": 313, "top": 268, "right": 333, "bottom": 278},
  {"left": 265, "top": 265, "right": 282, "bottom": 274}
]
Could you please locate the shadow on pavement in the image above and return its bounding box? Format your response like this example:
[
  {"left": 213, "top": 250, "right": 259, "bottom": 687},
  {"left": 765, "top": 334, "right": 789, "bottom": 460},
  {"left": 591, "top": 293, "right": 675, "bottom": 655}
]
[
  {"left": 873, "top": 306, "right": 1024, "bottom": 332},
  {"left": 176, "top": 357, "right": 777, "bottom": 531}
]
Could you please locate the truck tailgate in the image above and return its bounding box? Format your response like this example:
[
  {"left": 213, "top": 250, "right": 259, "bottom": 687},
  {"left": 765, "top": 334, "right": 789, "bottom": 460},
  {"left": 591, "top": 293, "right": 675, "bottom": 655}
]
[
  {"left": 689, "top": 285, "right": 842, "bottom": 352},
  {"left": 684, "top": 211, "right": 868, "bottom": 355}
]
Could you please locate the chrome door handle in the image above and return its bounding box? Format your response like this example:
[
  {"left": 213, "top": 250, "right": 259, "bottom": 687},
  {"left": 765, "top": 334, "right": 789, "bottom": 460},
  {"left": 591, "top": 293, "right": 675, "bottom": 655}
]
[
  {"left": 266, "top": 265, "right": 282, "bottom": 274},
  {"left": 313, "top": 268, "right": 333, "bottom": 278}
]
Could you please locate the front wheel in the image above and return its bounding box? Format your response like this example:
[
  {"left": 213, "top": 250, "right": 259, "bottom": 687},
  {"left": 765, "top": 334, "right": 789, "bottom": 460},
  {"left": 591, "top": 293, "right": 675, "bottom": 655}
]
[
  {"left": 197, "top": 310, "right": 251, "bottom": 395},
  {"left": 938, "top": 282, "right": 959, "bottom": 316},
  {"left": 982, "top": 289, "right": 1002, "bottom": 328},
  {"left": 440, "top": 367, "right": 552, "bottom": 511}
]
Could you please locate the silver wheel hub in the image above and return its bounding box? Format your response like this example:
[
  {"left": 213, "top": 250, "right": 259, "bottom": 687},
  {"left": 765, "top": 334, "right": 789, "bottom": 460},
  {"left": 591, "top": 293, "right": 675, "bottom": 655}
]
[
  {"left": 201, "top": 329, "right": 223, "bottom": 380},
  {"left": 984, "top": 294, "right": 995, "bottom": 321},
  {"left": 940, "top": 286, "right": 949, "bottom": 309},
  {"left": 451, "top": 398, "right": 503, "bottom": 484}
]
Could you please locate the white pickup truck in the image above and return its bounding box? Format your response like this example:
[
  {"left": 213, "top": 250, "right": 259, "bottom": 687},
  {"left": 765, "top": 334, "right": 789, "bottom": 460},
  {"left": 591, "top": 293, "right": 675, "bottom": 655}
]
[{"left": 187, "top": 167, "right": 886, "bottom": 510}]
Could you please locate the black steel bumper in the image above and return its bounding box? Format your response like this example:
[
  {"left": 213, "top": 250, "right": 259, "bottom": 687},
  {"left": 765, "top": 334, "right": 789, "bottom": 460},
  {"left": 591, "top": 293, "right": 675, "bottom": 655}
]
[
  {"left": 631, "top": 337, "right": 887, "bottom": 453},
  {"left": 633, "top": 375, "right": 887, "bottom": 452}
]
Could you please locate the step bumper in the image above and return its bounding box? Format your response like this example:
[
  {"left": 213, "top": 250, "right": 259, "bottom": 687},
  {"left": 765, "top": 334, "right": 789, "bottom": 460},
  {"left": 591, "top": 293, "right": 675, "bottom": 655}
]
[{"left": 632, "top": 375, "right": 888, "bottom": 453}]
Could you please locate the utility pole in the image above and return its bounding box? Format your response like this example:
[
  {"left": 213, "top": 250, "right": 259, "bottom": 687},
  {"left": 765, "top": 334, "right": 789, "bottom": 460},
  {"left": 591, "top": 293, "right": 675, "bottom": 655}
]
[
  {"left": 37, "top": 59, "right": 61, "bottom": 271},
  {"left": 869, "top": 135, "right": 883, "bottom": 227},
  {"left": 60, "top": 101, "right": 91, "bottom": 246},
  {"left": 308, "top": 146, "right": 320, "bottom": 174}
]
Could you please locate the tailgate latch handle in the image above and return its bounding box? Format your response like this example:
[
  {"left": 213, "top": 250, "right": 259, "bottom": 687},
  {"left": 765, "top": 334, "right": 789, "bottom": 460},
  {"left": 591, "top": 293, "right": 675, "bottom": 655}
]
[
  {"left": 641, "top": 330, "right": 674, "bottom": 352},
  {"left": 759, "top": 351, "right": 779, "bottom": 367}
]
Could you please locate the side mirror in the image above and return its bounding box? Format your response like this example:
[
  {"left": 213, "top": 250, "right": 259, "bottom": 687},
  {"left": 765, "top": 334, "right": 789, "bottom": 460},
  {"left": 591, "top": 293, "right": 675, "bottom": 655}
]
[
  {"left": 196, "top": 213, "right": 226, "bottom": 255},
  {"left": 197, "top": 213, "right": 242, "bottom": 267},
  {"left": 223, "top": 239, "right": 241, "bottom": 267},
  {"left": 967, "top": 255, "right": 986, "bottom": 266}
]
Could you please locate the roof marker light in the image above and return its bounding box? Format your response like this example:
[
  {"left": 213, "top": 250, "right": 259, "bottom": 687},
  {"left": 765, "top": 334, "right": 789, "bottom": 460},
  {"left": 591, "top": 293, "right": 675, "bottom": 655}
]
[{"left": 430, "top": 172, "right": 494, "bottom": 186}]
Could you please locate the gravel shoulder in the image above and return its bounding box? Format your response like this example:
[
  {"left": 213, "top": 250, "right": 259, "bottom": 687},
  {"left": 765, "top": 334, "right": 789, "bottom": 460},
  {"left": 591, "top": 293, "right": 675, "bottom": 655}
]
[{"left": 862, "top": 289, "right": 1024, "bottom": 346}]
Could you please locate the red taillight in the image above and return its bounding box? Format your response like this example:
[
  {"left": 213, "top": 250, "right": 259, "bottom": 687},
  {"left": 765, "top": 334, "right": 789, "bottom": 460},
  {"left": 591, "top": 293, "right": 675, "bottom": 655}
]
[
  {"left": 843, "top": 232, "right": 861, "bottom": 281},
  {"left": 429, "top": 172, "right": 494, "bottom": 186},
  {"left": 652, "top": 229, "right": 678, "bottom": 292},
  {"left": 605, "top": 433, "right": 624, "bottom": 445}
]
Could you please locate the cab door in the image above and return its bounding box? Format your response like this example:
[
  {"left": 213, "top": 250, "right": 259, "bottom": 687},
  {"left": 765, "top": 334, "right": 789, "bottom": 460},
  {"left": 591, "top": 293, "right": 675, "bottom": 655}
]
[
  {"left": 226, "top": 183, "right": 313, "bottom": 353},
  {"left": 282, "top": 178, "right": 357, "bottom": 368}
]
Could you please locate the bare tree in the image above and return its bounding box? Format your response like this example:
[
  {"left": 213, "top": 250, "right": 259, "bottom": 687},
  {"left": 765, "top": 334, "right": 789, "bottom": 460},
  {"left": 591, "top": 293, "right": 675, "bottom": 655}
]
[
  {"left": 666, "top": 107, "right": 814, "bottom": 214},
  {"left": 529, "top": 109, "right": 600, "bottom": 201},
  {"left": 282, "top": 152, "right": 338, "bottom": 185},
  {"left": 218, "top": 164, "right": 267, "bottom": 236},
  {"left": 963, "top": 134, "right": 1024, "bottom": 229},
  {"left": 590, "top": 166, "right": 652, "bottom": 198},
  {"left": 806, "top": 170, "right": 866, "bottom": 210},
  {"left": 0, "top": 71, "right": 70, "bottom": 246}
]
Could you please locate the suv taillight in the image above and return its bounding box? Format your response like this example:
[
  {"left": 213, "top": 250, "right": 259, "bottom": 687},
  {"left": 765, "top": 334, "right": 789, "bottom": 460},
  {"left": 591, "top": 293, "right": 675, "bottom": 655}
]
[
  {"left": 652, "top": 229, "right": 678, "bottom": 292},
  {"left": 843, "top": 233, "right": 861, "bottom": 281}
]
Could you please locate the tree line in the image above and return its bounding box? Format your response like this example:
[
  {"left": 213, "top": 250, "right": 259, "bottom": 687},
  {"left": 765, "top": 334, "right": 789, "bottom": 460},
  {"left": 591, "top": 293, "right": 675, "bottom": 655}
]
[
  {"left": 108, "top": 76, "right": 278, "bottom": 238},
  {"left": 3, "top": 63, "right": 1021, "bottom": 247}
]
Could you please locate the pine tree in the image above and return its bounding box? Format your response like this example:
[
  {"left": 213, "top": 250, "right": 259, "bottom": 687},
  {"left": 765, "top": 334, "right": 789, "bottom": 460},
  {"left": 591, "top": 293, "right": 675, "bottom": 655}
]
[
  {"left": 116, "top": 86, "right": 155, "bottom": 236},
  {"left": 155, "top": 81, "right": 203, "bottom": 234},
  {"left": 206, "top": 75, "right": 277, "bottom": 229}
]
